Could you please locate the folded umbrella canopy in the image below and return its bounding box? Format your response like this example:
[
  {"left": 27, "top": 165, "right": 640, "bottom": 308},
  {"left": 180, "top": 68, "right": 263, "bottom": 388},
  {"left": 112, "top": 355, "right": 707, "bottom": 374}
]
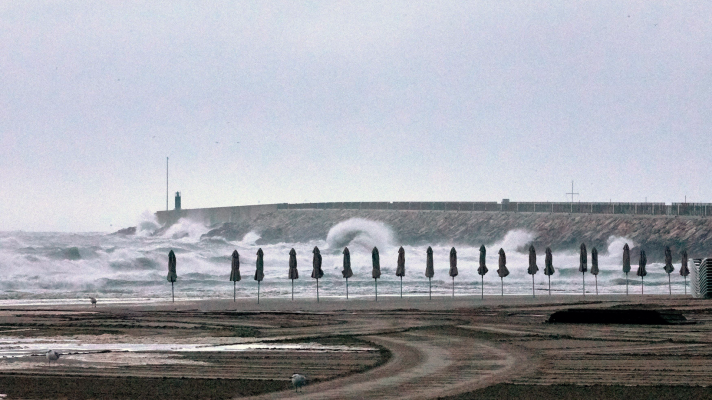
[
  {"left": 637, "top": 249, "right": 647, "bottom": 295},
  {"left": 664, "top": 246, "right": 674, "bottom": 296},
  {"left": 497, "top": 248, "right": 509, "bottom": 296},
  {"left": 343, "top": 247, "right": 353, "bottom": 299},
  {"left": 255, "top": 248, "right": 264, "bottom": 304},
  {"left": 396, "top": 246, "right": 406, "bottom": 298},
  {"left": 372, "top": 247, "right": 381, "bottom": 301},
  {"left": 167, "top": 250, "right": 177, "bottom": 303},
  {"left": 680, "top": 250, "right": 690, "bottom": 295},
  {"left": 477, "top": 245, "right": 488, "bottom": 299},
  {"left": 311, "top": 246, "right": 324, "bottom": 302},
  {"left": 425, "top": 246, "right": 434, "bottom": 300},
  {"left": 579, "top": 243, "right": 587, "bottom": 297},
  {"left": 449, "top": 247, "right": 458, "bottom": 297},
  {"left": 527, "top": 245, "right": 538, "bottom": 297},
  {"left": 591, "top": 247, "right": 599, "bottom": 295},
  {"left": 623, "top": 243, "right": 631, "bottom": 295},
  {"left": 544, "top": 247, "right": 555, "bottom": 296},
  {"left": 288, "top": 248, "right": 298, "bottom": 301},
  {"left": 230, "top": 250, "right": 241, "bottom": 302}
]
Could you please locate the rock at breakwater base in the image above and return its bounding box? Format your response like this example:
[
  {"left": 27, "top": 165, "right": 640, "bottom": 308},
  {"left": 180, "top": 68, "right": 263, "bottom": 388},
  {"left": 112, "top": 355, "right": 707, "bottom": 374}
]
[
  {"left": 114, "top": 226, "right": 137, "bottom": 235},
  {"left": 547, "top": 309, "right": 690, "bottom": 325}
]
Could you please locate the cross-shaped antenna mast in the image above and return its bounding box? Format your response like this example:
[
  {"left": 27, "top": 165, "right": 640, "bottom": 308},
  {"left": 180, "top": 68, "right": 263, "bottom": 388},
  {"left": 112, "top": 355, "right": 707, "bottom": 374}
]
[{"left": 566, "top": 181, "right": 579, "bottom": 212}]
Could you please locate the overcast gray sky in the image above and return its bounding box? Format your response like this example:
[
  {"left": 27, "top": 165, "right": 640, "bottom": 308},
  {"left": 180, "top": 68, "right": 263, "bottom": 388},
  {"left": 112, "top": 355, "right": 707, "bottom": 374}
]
[{"left": 1, "top": 1, "right": 711, "bottom": 232}]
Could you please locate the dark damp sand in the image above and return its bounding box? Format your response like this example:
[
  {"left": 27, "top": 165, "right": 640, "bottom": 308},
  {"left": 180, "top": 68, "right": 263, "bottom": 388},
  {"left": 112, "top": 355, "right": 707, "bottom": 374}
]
[
  {"left": 441, "top": 384, "right": 712, "bottom": 400},
  {"left": 1, "top": 295, "right": 712, "bottom": 399}
]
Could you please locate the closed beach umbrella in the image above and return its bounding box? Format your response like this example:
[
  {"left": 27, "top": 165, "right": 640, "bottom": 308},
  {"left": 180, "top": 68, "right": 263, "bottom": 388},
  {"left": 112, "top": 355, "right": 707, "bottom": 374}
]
[
  {"left": 449, "top": 247, "right": 458, "bottom": 297},
  {"left": 637, "top": 249, "right": 647, "bottom": 295},
  {"left": 396, "top": 246, "right": 406, "bottom": 297},
  {"left": 288, "top": 248, "right": 298, "bottom": 300},
  {"left": 311, "top": 246, "right": 324, "bottom": 302},
  {"left": 527, "top": 245, "right": 538, "bottom": 297},
  {"left": 623, "top": 243, "right": 631, "bottom": 295},
  {"left": 544, "top": 247, "right": 555, "bottom": 295},
  {"left": 478, "top": 245, "right": 488, "bottom": 299},
  {"left": 372, "top": 247, "right": 381, "bottom": 301},
  {"left": 255, "top": 248, "right": 264, "bottom": 304},
  {"left": 497, "top": 248, "right": 509, "bottom": 296},
  {"left": 591, "top": 247, "right": 599, "bottom": 295},
  {"left": 579, "top": 243, "right": 587, "bottom": 297},
  {"left": 230, "top": 250, "right": 241, "bottom": 302},
  {"left": 425, "top": 246, "right": 434, "bottom": 299},
  {"left": 680, "top": 250, "right": 690, "bottom": 295},
  {"left": 343, "top": 247, "right": 353, "bottom": 299},
  {"left": 664, "top": 246, "right": 674, "bottom": 296},
  {"left": 167, "top": 250, "right": 177, "bottom": 302}
]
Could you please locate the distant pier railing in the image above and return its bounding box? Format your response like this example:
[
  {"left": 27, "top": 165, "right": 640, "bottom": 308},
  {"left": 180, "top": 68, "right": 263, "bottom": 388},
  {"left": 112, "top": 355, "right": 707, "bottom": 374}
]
[{"left": 276, "top": 201, "right": 712, "bottom": 216}]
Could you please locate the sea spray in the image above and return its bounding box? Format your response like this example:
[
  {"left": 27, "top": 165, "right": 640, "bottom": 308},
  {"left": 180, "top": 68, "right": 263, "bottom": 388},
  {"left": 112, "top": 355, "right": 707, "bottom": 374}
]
[
  {"left": 135, "top": 211, "right": 160, "bottom": 237},
  {"left": 325, "top": 218, "right": 395, "bottom": 251},
  {"left": 162, "top": 218, "right": 211, "bottom": 241}
]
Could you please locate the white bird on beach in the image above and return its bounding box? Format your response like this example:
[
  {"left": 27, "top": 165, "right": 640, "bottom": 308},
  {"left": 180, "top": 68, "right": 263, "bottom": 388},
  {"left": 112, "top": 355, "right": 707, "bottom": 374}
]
[
  {"left": 291, "top": 373, "right": 306, "bottom": 392},
  {"left": 90, "top": 297, "right": 97, "bottom": 307},
  {"left": 46, "top": 350, "right": 60, "bottom": 366}
]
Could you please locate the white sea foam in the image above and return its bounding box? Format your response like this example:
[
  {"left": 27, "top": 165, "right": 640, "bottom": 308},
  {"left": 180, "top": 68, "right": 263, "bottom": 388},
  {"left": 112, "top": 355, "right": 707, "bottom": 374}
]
[
  {"left": 0, "top": 222, "right": 689, "bottom": 302},
  {"left": 239, "top": 231, "right": 261, "bottom": 246},
  {"left": 161, "top": 218, "right": 210, "bottom": 241}
]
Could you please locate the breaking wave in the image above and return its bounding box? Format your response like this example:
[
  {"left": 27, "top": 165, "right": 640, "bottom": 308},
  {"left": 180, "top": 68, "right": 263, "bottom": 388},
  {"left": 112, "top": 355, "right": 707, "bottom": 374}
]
[{"left": 325, "top": 218, "right": 395, "bottom": 251}]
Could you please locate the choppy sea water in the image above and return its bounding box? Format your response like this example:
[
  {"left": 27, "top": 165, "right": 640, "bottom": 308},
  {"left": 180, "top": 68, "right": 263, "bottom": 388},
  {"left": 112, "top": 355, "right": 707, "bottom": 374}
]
[{"left": 0, "top": 216, "right": 691, "bottom": 304}]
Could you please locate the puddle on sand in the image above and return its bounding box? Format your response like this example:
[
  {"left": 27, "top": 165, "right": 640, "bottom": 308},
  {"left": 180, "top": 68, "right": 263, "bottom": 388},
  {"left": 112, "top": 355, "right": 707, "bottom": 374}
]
[
  {"left": 0, "top": 336, "right": 377, "bottom": 369},
  {"left": 0, "top": 353, "right": 209, "bottom": 370}
]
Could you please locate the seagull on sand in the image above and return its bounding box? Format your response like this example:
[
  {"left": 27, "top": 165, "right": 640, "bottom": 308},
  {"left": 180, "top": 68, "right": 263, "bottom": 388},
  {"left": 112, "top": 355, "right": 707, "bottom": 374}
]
[
  {"left": 90, "top": 297, "right": 97, "bottom": 307},
  {"left": 46, "top": 350, "right": 60, "bottom": 366},
  {"left": 291, "top": 373, "right": 306, "bottom": 392}
]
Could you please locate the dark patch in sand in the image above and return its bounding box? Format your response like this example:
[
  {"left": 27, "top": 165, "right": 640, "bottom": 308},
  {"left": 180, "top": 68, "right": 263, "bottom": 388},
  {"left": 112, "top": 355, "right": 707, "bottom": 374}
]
[
  {"left": 440, "top": 383, "right": 712, "bottom": 400},
  {"left": 0, "top": 374, "right": 288, "bottom": 400}
]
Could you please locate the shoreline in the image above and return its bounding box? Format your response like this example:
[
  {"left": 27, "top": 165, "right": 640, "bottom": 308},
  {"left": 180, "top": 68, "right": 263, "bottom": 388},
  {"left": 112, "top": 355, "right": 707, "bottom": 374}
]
[{"left": 0, "top": 293, "right": 698, "bottom": 312}]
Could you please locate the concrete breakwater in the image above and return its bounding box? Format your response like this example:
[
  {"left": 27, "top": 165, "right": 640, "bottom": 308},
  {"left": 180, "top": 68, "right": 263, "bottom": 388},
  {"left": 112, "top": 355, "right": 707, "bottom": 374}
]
[
  {"left": 156, "top": 207, "right": 712, "bottom": 262},
  {"left": 156, "top": 201, "right": 712, "bottom": 227}
]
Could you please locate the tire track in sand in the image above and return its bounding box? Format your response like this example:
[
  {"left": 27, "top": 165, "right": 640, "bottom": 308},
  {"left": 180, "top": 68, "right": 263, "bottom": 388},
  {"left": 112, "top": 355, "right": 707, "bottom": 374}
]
[{"left": 243, "top": 329, "right": 527, "bottom": 400}]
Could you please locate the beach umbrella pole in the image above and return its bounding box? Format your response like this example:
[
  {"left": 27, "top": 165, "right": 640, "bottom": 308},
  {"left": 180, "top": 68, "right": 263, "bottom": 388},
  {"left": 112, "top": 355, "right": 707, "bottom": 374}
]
[
  {"left": 233, "top": 281, "right": 236, "bottom": 302},
  {"left": 532, "top": 275, "right": 535, "bottom": 297},
  {"left": 400, "top": 276, "right": 402, "bottom": 298},
  {"left": 668, "top": 274, "right": 671, "bottom": 296},
  {"left": 171, "top": 282, "right": 174, "bottom": 303},
  {"left": 481, "top": 276, "right": 484, "bottom": 299},
  {"left": 642, "top": 276, "right": 644, "bottom": 296},
  {"left": 291, "top": 279, "right": 294, "bottom": 301},
  {"left": 375, "top": 279, "right": 378, "bottom": 302},
  {"left": 548, "top": 275, "right": 551, "bottom": 296},
  {"left": 501, "top": 277, "right": 503, "bottom": 296},
  {"left": 684, "top": 276, "right": 687, "bottom": 295},
  {"left": 257, "top": 282, "right": 260, "bottom": 304},
  {"left": 429, "top": 277, "right": 432, "bottom": 300},
  {"left": 626, "top": 272, "right": 629, "bottom": 295},
  {"left": 582, "top": 273, "right": 585, "bottom": 297},
  {"left": 582, "top": 273, "right": 586, "bottom": 297},
  {"left": 452, "top": 276, "right": 455, "bottom": 298},
  {"left": 595, "top": 275, "right": 598, "bottom": 295},
  {"left": 317, "top": 279, "right": 319, "bottom": 303},
  {"left": 346, "top": 278, "right": 349, "bottom": 299}
]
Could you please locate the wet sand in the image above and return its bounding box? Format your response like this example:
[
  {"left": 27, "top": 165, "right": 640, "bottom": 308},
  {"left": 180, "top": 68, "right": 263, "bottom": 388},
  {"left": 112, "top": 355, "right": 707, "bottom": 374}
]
[{"left": 1, "top": 295, "right": 712, "bottom": 399}]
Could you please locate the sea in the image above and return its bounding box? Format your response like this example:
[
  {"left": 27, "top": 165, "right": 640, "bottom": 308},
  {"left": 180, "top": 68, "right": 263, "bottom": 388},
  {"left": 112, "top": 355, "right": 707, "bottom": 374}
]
[{"left": 0, "top": 216, "right": 690, "bottom": 305}]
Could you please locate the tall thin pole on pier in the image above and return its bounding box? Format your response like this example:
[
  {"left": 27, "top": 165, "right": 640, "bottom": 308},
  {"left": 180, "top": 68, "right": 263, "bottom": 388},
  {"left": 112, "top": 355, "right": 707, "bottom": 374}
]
[
  {"left": 566, "top": 181, "right": 579, "bottom": 213},
  {"left": 166, "top": 157, "right": 169, "bottom": 211}
]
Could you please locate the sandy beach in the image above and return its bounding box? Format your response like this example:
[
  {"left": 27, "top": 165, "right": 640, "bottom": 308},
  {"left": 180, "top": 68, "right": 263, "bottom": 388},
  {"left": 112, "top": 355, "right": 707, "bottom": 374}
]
[{"left": 1, "top": 295, "right": 711, "bottom": 399}]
